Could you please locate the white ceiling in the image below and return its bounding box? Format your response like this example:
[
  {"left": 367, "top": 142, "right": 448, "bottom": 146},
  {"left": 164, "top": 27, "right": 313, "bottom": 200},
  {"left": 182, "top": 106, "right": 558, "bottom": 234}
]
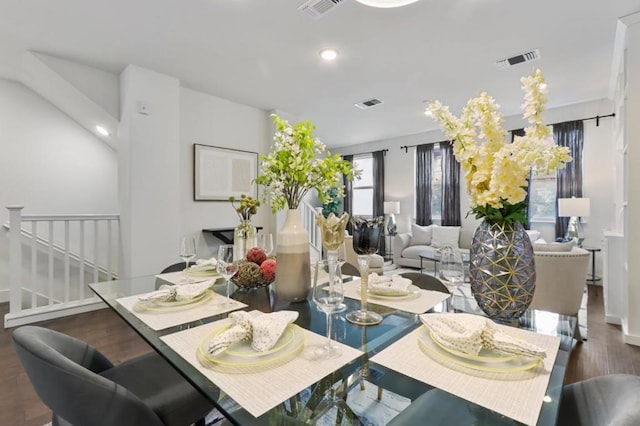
[{"left": 1, "top": 0, "right": 639, "bottom": 147}]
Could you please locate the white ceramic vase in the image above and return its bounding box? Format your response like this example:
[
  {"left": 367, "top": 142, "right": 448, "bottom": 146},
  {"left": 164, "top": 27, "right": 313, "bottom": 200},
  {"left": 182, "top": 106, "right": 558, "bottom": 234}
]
[{"left": 274, "top": 209, "right": 311, "bottom": 302}]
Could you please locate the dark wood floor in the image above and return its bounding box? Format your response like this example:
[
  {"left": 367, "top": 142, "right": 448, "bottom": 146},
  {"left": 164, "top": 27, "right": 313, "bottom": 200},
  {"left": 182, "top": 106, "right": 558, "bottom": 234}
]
[{"left": 1, "top": 285, "right": 639, "bottom": 426}]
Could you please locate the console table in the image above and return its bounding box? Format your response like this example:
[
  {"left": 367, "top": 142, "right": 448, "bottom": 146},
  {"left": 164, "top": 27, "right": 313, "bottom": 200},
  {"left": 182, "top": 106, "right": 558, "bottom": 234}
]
[{"left": 202, "top": 226, "right": 263, "bottom": 244}]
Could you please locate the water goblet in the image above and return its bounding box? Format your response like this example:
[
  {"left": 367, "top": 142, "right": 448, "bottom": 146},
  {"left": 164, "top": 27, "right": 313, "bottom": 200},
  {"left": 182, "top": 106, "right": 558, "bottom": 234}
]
[
  {"left": 312, "top": 260, "right": 345, "bottom": 359},
  {"left": 216, "top": 244, "right": 238, "bottom": 305},
  {"left": 439, "top": 247, "right": 465, "bottom": 294},
  {"left": 179, "top": 236, "right": 196, "bottom": 283},
  {"left": 257, "top": 233, "right": 274, "bottom": 256},
  {"left": 345, "top": 216, "right": 385, "bottom": 326}
]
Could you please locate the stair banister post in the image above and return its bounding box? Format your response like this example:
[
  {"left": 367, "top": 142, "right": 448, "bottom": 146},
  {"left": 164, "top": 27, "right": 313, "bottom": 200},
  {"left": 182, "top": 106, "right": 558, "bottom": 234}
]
[{"left": 7, "top": 206, "right": 24, "bottom": 317}]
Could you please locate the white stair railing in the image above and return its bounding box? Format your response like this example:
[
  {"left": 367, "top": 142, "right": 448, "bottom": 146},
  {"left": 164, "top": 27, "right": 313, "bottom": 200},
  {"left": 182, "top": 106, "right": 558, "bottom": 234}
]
[
  {"left": 300, "top": 200, "right": 322, "bottom": 258},
  {"left": 5, "top": 206, "right": 120, "bottom": 328}
]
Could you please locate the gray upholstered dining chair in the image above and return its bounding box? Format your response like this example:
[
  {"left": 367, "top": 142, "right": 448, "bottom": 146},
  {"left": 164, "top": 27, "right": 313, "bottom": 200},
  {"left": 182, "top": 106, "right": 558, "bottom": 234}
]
[
  {"left": 161, "top": 261, "right": 196, "bottom": 274},
  {"left": 557, "top": 374, "right": 640, "bottom": 425},
  {"left": 399, "top": 272, "right": 450, "bottom": 293},
  {"left": 12, "top": 325, "right": 215, "bottom": 426}
]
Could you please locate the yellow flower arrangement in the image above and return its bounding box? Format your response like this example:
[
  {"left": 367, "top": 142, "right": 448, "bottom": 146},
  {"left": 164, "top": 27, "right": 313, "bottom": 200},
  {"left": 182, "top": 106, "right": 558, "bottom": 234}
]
[{"left": 427, "top": 69, "right": 572, "bottom": 223}]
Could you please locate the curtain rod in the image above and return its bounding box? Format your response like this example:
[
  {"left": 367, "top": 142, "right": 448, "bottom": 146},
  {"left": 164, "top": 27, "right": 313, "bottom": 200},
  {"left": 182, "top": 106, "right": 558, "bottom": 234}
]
[
  {"left": 400, "top": 113, "right": 615, "bottom": 153},
  {"left": 344, "top": 148, "right": 388, "bottom": 156}
]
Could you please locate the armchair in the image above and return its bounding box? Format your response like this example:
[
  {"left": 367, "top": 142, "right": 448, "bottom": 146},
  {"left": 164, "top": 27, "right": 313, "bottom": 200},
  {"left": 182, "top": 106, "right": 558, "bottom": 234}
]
[{"left": 530, "top": 247, "right": 590, "bottom": 341}]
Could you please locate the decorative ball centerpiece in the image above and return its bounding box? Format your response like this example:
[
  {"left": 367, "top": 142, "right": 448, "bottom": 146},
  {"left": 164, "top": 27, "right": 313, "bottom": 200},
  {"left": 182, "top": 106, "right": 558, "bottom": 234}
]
[{"left": 231, "top": 247, "right": 276, "bottom": 289}]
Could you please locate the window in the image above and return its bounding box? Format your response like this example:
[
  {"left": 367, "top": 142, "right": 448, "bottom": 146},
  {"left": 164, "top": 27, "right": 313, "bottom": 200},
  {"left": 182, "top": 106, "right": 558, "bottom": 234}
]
[
  {"left": 352, "top": 155, "right": 373, "bottom": 216},
  {"left": 528, "top": 173, "right": 557, "bottom": 222}
]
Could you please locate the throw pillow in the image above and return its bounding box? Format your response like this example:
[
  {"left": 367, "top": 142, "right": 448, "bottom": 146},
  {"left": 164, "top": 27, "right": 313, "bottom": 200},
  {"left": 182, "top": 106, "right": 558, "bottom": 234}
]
[
  {"left": 525, "top": 230, "right": 541, "bottom": 242},
  {"left": 532, "top": 240, "right": 575, "bottom": 252},
  {"left": 431, "top": 226, "right": 461, "bottom": 249},
  {"left": 410, "top": 224, "right": 432, "bottom": 246}
]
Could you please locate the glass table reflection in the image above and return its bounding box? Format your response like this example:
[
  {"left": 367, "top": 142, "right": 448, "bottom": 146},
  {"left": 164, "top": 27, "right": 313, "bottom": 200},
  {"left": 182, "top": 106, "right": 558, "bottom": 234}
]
[{"left": 90, "top": 275, "right": 575, "bottom": 425}]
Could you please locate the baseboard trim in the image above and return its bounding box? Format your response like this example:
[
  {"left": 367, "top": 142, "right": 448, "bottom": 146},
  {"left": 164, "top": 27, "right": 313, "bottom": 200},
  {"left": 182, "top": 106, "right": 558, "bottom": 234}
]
[
  {"left": 621, "top": 319, "right": 640, "bottom": 347},
  {"left": 605, "top": 314, "right": 622, "bottom": 325},
  {"left": 4, "top": 300, "right": 106, "bottom": 328}
]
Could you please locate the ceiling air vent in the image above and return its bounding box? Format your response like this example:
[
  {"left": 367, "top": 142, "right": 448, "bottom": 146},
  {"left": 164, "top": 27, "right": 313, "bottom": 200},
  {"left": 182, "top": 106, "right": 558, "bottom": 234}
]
[
  {"left": 298, "top": 0, "right": 345, "bottom": 19},
  {"left": 354, "top": 98, "right": 383, "bottom": 110},
  {"left": 495, "top": 49, "right": 541, "bottom": 69}
]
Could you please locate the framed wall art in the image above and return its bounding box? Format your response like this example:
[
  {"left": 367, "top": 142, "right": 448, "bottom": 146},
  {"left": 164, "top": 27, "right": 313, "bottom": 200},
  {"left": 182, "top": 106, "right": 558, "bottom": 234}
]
[{"left": 193, "top": 144, "right": 258, "bottom": 201}]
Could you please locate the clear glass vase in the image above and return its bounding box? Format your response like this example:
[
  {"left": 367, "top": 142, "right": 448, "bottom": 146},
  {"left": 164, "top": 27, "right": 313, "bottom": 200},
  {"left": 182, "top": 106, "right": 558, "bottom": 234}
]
[{"left": 233, "top": 219, "right": 257, "bottom": 261}]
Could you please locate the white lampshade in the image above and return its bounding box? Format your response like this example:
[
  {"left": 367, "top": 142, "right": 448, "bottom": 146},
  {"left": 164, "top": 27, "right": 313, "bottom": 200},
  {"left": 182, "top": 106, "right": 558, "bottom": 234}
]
[
  {"left": 558, "top": 198, "right": 591, "bottom": 218},
  {"left": 355, "top": 0, "right": 420, "bottom": 8},
  {"left": 384, "top": 201, "right": 401, "bottom": 215}
]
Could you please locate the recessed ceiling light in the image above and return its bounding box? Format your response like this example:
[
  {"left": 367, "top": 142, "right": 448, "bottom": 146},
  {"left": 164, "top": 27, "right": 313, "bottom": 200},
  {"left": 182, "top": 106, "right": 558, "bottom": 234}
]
[
  {"left": 95, "top": 125, "right": 109, "bottom": 136},
  {"left": 319, "top": 48, "right": 339, "bottom": 61},
  {"left": 355, "top": 0, "right": 420, "bottom": 8}
]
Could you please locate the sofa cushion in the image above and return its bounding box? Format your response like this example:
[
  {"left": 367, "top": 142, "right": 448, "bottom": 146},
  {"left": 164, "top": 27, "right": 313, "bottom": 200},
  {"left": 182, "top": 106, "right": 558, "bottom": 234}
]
[
  {"left": 533, "top": 240, "right": 575, "bottom": 252},
  {"left": 402, "top": 245, "right": 436, "bottom": 260},
  {"left": 410, "top": 224, "right": 432, "bottom": 246},
  {"left": 431, "top": 226, "right": 461, "bottom": 249}
]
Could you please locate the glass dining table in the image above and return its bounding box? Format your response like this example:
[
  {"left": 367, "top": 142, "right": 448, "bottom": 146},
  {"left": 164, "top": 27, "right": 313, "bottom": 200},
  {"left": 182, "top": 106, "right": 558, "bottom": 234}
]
[{"left": 90, "top": 275, "right": 576, "bottom": 426}]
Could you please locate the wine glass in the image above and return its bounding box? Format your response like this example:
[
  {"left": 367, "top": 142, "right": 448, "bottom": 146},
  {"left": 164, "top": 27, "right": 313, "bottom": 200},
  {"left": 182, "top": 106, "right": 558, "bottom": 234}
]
[
  {"left": 179, "top": 236, "right": 196, "bottom": 283},
  {"left": 312, "top": 259, "right": 344, "bottom": 359},
  {"left": 216, "top": 244, "right": 238, "bottom": 305},
  {"left": 345, "top": 216, "right": 385, "bottom": 326},
  {"left": 439, "top": 247, "right": 465, "bottom": 294},
  {"left": 257, "top": 233, "right": 274, "bottom": 256}
]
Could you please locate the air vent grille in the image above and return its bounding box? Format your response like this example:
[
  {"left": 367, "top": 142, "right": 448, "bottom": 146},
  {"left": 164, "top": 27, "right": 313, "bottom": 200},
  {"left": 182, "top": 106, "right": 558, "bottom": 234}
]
[
  {"left": 299, "top": 0, "right": 345, "bottom": 19},
  {"left": 355, "top": 98, "right": 383, "bottom": 110},
  {"left": 495, "top": 49, "right": 541, "bottom": 69}
]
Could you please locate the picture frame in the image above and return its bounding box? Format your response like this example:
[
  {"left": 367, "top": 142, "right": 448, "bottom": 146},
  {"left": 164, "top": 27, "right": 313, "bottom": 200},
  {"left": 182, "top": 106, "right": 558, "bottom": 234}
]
[{"left": 193, "top": 144, "right": 258, "bottom": 201}]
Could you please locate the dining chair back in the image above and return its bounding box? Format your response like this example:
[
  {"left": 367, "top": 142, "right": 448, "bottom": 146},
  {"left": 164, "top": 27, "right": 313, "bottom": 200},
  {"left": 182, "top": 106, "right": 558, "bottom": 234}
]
[
  {"left": 557, "top": 374, "right": 640, "bottom": 425},
  {"left": 161, "top": 261, "right": 195, "bottom": 274},
  {"left": 400, "top": 272, "right": 449, "bottom": 293},
  {"left": 12, "top": 325, "right": 214, "bottom": 426}
]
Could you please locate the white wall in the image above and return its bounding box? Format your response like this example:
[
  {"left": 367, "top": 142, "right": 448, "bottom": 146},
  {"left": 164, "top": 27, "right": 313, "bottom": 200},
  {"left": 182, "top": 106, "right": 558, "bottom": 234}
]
[
  {"left": 334, "top": 99, "right": 615, "bottom": 277},
  {"left": 0, "top": 79, "right": 118, "bottom": 301},
  {"left": 179, "top": 87, "right": 272, "bottom": 259}
]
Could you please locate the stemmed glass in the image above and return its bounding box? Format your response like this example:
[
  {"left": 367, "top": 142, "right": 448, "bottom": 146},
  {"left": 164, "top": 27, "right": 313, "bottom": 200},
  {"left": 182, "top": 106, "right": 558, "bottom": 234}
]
[
  {"left": 179, "top": 236, "right": 196, "bottom": 283},
  {"left": 439, "top": 247, "right": 465, "bottom": 294},
  {"left": 317, "top": 212, "right": 350, "bottom": 314},
  {"left": 346, "top": 216, "right": 385, "bottom": 326},
  {"left": 257, "top": 233, "right": 274, "bottom": 256},
  {"left": 312, "top": 260, "right": 345, "bottom": 359},
  {"left": 216, "top": 244, "right": 238, "bottom": 305}
]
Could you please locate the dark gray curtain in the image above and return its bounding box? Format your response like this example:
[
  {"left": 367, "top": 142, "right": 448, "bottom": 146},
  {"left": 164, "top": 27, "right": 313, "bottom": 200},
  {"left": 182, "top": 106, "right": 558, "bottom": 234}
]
[
  {"left": 440, "top": 142, "right": 461, "bottom": 226},
  {"left": 416, "top": 144, "right": 434, "bottom": 226},
  {"left": 343, "top": 155, "right": 354, "bottom": 234},
  {"left": 511, "top": 128, "right": 530, "bottom": 229},
  {"left": 554, "top": 120, "right": 584, "bottom": 239},
  {"left": 372, "top": 150, "right": 386, "bottom": 254}
]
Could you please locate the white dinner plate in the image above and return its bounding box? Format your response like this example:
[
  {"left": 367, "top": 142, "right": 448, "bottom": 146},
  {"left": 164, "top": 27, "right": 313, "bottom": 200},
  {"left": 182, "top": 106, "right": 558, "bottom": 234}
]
[
  {"left": 197, "top": 324, "right": 305, "bottom": 373},
  {"left": 134, "top": 289, "right": 215, "bottom": 312},
  {"left": 357, "top": 284, "right": 421, "bottom": 300},
  {"left": 417, "top": 325, "right": 542, "bottom": 375}
]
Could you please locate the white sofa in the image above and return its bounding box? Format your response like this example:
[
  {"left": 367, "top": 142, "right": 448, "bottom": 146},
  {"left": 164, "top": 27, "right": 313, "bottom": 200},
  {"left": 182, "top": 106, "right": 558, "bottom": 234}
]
[{"left": 392, "top": 224, "right": 475, "bottom": 270}]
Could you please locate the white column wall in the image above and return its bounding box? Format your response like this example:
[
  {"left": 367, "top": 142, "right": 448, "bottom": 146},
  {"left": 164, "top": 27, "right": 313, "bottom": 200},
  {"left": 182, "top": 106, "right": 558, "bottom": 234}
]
[
  {"left": 118, "top": 65, "right": 181, "bottom": 277},
  {"left": 623, "top": 20, "right": 640, "bottom": 342}
]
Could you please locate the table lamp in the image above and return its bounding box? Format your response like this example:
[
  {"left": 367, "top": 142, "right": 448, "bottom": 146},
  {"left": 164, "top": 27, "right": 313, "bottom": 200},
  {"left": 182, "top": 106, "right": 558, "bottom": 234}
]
[
  {"left": 383, "top": 201, "right": 400, "bottom": 235},
  {"left": 558, "top": 197, "right": 590, "bottom": 247}
]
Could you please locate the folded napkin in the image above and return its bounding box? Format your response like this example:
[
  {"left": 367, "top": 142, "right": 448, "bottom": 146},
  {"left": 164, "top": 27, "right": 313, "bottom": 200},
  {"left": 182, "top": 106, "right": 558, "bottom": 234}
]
[
  {"left": 138, "top": 281, "right": 212, "bottom": 303},
  {"left": 189, "top": 258, "right": 218, "bottom": 271},
  {"left": 368, "top": 273, "right": 412, "bottom": 295},
  {"left": 208, "top": 311, "right": 299, "bottom": 356},
  {"left": 420, "top": 313, "right": 546, "bottom": 359}
]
